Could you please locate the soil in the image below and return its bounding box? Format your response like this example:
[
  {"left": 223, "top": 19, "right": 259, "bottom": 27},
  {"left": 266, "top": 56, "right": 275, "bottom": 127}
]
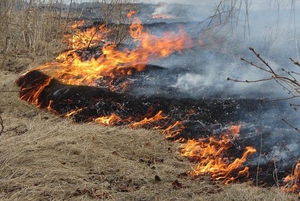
[{"left": 0, "top": 55, "right": 298, "bottom": 200}]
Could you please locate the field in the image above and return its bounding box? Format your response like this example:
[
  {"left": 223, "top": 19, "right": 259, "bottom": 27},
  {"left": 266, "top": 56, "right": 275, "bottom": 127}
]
[
  {"left": 0, "top": 0, "right": 299, "bottom": 200},
  {"left": 1, "top": 67, "right": 297, "bottom": 200}
]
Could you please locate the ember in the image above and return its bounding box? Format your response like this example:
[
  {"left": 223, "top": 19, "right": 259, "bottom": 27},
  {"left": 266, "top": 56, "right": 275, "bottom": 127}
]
[{"left": 16, "top": 10, "right": 300, "bottom": 193}]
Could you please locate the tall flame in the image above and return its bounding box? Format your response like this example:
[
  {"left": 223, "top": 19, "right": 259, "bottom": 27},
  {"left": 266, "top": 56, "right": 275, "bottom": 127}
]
[
  {"left": 32, "top": 11, "right": 194, "bottom": 88},
  {"left": 179, "top": 125, "right": 256, "bottom": 184}
]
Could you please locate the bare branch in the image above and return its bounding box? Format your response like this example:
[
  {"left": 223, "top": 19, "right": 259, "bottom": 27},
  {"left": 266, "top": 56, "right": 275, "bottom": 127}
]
[
  {"left": 234, "top": 48, "right": 300, "bottom": 98},
  {"left": 282, "top": 119, "right": 300, "bottom": 133},
  {"left": 229, "top": 47, "right": 300, "bottom": 133},
  {"left": 281, "top": 141, "right": 300, "bottom": 161},
  {"left": 227, "top": 77, "right": 276, "bottom": 83},
  {"left": 0, "top": 115, "right": 3, "bottom": 135},
  {"left": 240, "top": 57, "right": 271, "bottom": 73},
  {"left": 249, "top": 47, "right": 276, "bottom": 75},
  {"left": 291, "top": 71, "right": 300, "bottom": 76},
  {"left": 290, "top": 58, "right": 300, "bottom": 67}
]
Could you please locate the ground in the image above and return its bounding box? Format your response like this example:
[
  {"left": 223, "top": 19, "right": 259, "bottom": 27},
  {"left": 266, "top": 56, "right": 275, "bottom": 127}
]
[{"left": 0, "top": 55, "right": 298, "bottom": 200}]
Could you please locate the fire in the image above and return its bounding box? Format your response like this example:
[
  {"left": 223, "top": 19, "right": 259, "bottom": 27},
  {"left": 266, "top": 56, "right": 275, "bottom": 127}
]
[
  {"left": 16, "top": 72, "right": 54, "bottom": 108},
  {"left": 282, "top": 162, "right": 300, "bottom": 194},
  {"left": 130, "top": 110, "right": 167, "bottom": 129},
  {"left": 71, "top": 20, "right": 85, "bottom": 29},
  {"left": 14, "top": 7, "right": 300, "bottom": 196},
  {"left": 179, "top": 125, "right": 256, "bottom": 184},
  {"left": 163, "top": 121, "right": 185, "bottom": 139},
  {"left": 223, "top": 124, "right": 241, "bottom": 138},
  {"left": 65, "top": 108, "right": 83, "bottom": 118},
  {"left": 65, "top": 23, "right": 108, "bottom": 50},
  {"left": 95, "top": 113, "right": 122, "bottom": 126},
  {"left": 32, "top": 11, "right": 194, "bottom": 88}
]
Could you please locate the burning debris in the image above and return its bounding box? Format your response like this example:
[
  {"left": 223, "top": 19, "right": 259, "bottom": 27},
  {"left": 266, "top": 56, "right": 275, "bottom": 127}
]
[{"left": 16, "top": 10, "right": 300, "bottom": 194}]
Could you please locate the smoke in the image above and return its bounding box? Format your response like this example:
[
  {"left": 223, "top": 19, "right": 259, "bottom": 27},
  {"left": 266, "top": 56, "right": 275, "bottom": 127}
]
[
  {"left": 130, "top": 1, "right": 300, "bottom": 146},
  {"left": 133, "top": 1, "right": 300, "bottom": 101}
]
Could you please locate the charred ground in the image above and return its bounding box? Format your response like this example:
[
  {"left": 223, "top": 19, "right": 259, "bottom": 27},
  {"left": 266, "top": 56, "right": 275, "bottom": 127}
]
[{"left": 0, "top": 60, "right": 298, "bottom": 200}]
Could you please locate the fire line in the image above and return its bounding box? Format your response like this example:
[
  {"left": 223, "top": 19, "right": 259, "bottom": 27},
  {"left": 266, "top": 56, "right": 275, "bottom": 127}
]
[{"left": 15, "top": 12, "right": 300, "bottom": 194}]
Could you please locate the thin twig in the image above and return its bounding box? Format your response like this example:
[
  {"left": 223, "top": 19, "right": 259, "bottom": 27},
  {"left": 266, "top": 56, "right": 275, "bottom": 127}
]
[
  {"left": 230, "top": 48, "right": 300, "bottom": 141},
  {"left": 256, "top": 131, "right": 263, "bottom": 187},
  {"left": 249, "top": 47, "right": 276, "bottom": 75},
  {"left": 0, "top": 115, "right": 3, "bottom": 135},
  {"left": 240, "top": 57, "right": 271, "bottom": 73},
  {"left": 231, "top": 47, "right": 300, "bottom": 98},
  {"left": 281, "top": 141, "right": 300, "bottom": 161},
  {"left": 282, "top": 119, "right": 300, "bottom": 133},
  {"left": 290, "top": 58, "right": 300, "bottom": 67},
  {"left": 227, "top": 77, "right": 275, "bottom": 83}
]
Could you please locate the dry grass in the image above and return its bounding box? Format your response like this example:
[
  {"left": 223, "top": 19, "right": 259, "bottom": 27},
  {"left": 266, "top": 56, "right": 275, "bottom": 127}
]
[
  {"left": 0, "top": 0, "right": 66, "bottom": 54},
  {"left": 0, "top": 0, "right": 299, "bottom": 200},
  {"left": 0, "top": 0, "right": 68, "bottom": 72},
  {"left": 0, "top": 67, "right": 297, "bottom": 200}
]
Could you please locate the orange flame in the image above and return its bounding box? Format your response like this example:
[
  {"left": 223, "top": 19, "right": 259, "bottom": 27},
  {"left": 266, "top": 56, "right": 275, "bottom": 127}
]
[
  {"left": 179, "top": 125, "right": 256, "bottom": 183},
  {"left": 33, "top": 11, "right": 194, "bottom": 88},
  {"left": 127, "top": 10, "right": 136, "bottom": 18},
  {"left": 18, "top": 75, "right": 53, "bottom": 107},
  {"left": 64, "top": 108, "right": 83, "bottom": 117},
  {"left": 282, "top": 162, "right": 300, "bottom": 194},
  {"left": 65, "top": 23, "right": 109, "bottom": 50},
  {"left": 95, "top": 113, "right": 122, "bottom": 126},
  {"left": 71, "top": 20, "right": 85, "bottom": 29},
  {"left": 223, "top": 124, "right": 241, "bottom": 138},
  {"left": 130, "top": 110, "right": 167, "bottom": 129},
  {"left": 163, "top": 121, "right": 185, "bottom": 139}
]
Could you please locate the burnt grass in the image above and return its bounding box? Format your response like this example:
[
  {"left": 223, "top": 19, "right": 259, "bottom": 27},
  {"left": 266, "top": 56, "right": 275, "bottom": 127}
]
[
  {"left": 0, "top": 54, "right": 298, "bottom": 201},
  {"left": 16, "top": 70, "right": 285, "bottom": 138},
  {"left": 1, "top": 3, "right": 299, "bottom": 199},
  {"left": 0, "top": 66, "right": 297, "bottom": 201},
  {"left": 15, "top": 69, "right": 297, "bottom": 187}
]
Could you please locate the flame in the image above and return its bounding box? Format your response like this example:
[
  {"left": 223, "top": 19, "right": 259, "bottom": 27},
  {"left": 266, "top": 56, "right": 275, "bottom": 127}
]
[
  {"left": 65, "top": 23, "right": 109, "bottom": 50},
  {"left": 71, "top": 20, "right": 85, "bottom": 29},
  {"left": 163, "top": 121, "right": 185, "bottom": 139},
  {"left": 127, "top": 10, "right": 136, "bottom": 18},
  {"left": 179, "top": 125, "right": 256, "bottom": 183},
  {"left": 282, "top": 162, "right": 300, "bottom": 194},
  {"left": 130, "top": 110, "right": 167, "bottom": 129},
  {"left": 15, "top": 10, "right": 300, "bottom": 194},
  {"left": 32, "top": 11, "right": 194, "bottom": 88},
  {"left": 17, "top": 74, "right": 53, "bottom": 107},
  {"left": 64, "top": 108, "right": 83, "bottom": 117},
  {"left": 95, "top": 113, "right": 122, "bottom": 126}
]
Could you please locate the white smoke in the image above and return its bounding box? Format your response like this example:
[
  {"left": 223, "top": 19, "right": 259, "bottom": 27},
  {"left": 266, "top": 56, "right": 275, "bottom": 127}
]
[{"left": 149, "top": 1, "right": 300, "bottom": 99}]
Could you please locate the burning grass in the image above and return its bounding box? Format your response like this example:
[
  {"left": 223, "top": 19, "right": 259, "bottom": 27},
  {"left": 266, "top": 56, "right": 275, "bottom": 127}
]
[
  {"left": 1, "top": 1, "right": 300, "bottom": 200},
  {"left": 0, "top": 67, "right": 298, "bottom": 201}
]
